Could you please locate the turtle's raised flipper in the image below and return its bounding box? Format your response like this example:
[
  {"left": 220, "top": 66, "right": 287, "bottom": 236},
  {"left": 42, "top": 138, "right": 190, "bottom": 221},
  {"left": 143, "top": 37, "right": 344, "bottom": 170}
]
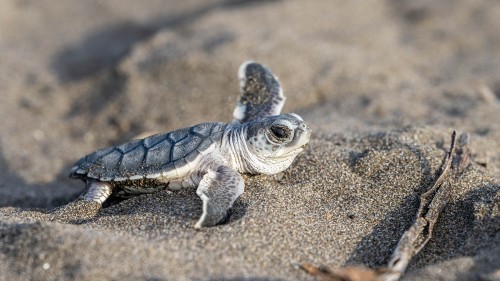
[
  {"left": 232, "top": 61, "right": 285, "bottom": 124},
  {"left": 195, "top": 166, "right": 244, "bottom": 228},
  {"left": 80, "top": 180, "right": 113, "bottom": 204}
]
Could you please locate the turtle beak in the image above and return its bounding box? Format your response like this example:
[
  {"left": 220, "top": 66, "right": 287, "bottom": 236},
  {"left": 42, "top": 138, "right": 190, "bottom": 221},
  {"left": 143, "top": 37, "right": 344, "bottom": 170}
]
[{"left": 294, "top": 121, "right": 311, "bottom": 146}]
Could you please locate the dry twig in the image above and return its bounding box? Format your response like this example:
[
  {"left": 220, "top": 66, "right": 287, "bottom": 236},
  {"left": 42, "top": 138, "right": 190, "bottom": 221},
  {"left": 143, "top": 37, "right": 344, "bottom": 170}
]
[{"left": 300, "top": 263, "right": 387, "bottom": 281}]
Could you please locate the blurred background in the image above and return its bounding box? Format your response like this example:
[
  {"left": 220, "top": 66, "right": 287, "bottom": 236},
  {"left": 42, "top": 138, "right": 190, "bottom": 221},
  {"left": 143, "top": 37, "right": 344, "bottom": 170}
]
[{"left": 1, "top": 0, "right": 499, "bottom": 207}]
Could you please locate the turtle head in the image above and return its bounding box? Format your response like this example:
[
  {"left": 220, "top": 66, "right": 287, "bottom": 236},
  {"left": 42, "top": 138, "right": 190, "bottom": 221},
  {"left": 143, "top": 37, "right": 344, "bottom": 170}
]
[{"left": 243, "top": 113, "right": 311, "bottom": 173}]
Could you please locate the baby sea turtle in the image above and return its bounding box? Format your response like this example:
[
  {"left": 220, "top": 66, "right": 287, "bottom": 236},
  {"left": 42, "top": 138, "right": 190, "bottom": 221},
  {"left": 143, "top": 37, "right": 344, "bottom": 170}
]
[{"left": 69, "top": 61, "right": 311, "bottom": 228}]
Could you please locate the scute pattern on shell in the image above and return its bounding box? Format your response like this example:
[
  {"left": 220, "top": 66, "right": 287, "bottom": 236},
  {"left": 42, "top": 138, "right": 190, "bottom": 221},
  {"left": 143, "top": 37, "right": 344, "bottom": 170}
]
[{"left": 70, "top": 122, "right": 228, "bottom": 182}]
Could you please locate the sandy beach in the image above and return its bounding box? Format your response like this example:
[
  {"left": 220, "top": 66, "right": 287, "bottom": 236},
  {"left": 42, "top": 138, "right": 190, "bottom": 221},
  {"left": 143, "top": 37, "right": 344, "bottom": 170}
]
[{"left": 0, "top": 1, "right": 499, "bottom": 280}]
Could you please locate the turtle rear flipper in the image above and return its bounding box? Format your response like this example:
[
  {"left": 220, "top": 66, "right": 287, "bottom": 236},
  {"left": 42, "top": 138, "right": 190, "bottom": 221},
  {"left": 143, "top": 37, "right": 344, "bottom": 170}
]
[
  {"left": 49, "top": 180, "right": 112, "bottom": 223},
  {"left": 194, "top": 166, "right": 244, "bottom": 228},
  {"left": 232, "top": 61, "right": 285, "bottom": 124},
  {"left": 80, "top": 180, "right": 113, "bottom": 204},
  {"left": 48, "top": 200, "right": 102, "bottom": 223}
]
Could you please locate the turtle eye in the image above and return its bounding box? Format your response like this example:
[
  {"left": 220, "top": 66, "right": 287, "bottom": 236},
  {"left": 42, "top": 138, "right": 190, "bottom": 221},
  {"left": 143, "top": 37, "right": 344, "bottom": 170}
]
[{"left": 270, "top": 125, "right": 290, "bottom": 140}]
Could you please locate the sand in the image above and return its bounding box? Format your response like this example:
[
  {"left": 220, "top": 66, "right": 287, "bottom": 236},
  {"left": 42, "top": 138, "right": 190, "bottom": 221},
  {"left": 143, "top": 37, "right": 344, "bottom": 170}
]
[{"left": 0, "top": 1, "right": 499, "bottom": 280}]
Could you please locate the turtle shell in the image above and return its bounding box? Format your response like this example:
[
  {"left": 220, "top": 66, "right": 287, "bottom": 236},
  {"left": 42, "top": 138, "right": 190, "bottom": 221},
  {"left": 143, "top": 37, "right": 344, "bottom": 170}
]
[{"left": 70, "top": 122, "right": 227, "bottom": 182}]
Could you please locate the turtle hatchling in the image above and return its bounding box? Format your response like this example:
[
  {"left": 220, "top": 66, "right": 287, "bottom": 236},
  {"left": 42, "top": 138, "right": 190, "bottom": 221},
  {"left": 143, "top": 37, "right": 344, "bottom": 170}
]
[{"left": 68, "top": 61, "right": 311, "bottom": 228}]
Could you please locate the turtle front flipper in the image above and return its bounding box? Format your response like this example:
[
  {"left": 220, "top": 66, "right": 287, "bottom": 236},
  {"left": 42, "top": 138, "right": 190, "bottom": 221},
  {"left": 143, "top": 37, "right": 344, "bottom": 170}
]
[
  {"left": 232, "top": 61, "right": 285, "bottom": 124},
  {"left": 195, "top": 166, "right": 244, "bottom": 228}
]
